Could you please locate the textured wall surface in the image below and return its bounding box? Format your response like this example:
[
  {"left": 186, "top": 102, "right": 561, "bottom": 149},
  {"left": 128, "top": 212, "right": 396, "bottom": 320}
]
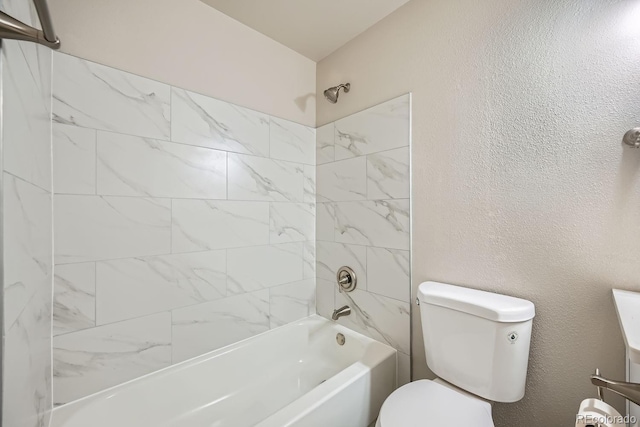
[
  {"left": 317, "top": 0, "right": 640, "bottom": 425},
  {"left": 51, "top": 52, "right": 316, "bottom": 405},
  {"left": 48, "top": 0, "right": 317, "bottom": 127},
  {"left": 316, "top": 95, "right": 411, "bottom": 386},
  {"left": 1, "top": 0, "right": 54, "bottom": 425}
]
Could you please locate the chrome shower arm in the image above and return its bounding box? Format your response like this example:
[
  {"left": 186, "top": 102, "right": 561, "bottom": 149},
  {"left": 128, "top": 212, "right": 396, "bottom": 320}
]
[{"left": 591, "top": 374, "right": 640, "bottom": 406}]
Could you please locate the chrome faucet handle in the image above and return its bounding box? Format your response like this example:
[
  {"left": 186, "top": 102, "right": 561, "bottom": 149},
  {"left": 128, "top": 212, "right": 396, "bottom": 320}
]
[
  {"left": 336, "top": 266, "right": 357, "bottom": 293},
  {"left": 591, "top": 372, "right": 640, "bottom": 407}
]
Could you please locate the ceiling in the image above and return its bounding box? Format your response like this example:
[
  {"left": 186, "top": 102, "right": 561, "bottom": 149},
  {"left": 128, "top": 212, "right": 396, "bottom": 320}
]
[{"left": 200, "top": 0, "right": 411, "bottom": 61}]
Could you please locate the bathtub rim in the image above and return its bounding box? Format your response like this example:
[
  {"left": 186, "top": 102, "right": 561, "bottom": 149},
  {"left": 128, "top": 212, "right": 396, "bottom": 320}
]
[{"left": 51, "top": 314, "right": 397, "bottom": 425}]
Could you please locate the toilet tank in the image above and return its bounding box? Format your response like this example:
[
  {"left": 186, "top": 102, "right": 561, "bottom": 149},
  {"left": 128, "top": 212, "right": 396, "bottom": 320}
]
[{"left": 418, "top": 282, "right": 535, "bottom": 403}]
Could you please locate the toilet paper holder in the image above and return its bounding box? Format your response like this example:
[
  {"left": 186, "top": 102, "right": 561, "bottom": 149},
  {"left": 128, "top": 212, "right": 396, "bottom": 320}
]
[{"left": 591, "top": 368, "right": 640, "bottom": 407}]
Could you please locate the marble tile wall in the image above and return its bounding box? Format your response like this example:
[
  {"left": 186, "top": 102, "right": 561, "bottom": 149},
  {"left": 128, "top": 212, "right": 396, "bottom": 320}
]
[
  {"left": 51, "top": 52, "right": 316, "bottom": 405},
  {"left": 1, "top": 0, "right": 54, "bottom": 425},
  {"left": 315, "top": 94, "right": 412, "bottom": 386}
]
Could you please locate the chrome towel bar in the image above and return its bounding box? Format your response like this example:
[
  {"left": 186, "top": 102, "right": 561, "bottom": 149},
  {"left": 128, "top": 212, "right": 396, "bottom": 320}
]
[{"left": 0, "top": 0, "right": 59, "bottom": 49}]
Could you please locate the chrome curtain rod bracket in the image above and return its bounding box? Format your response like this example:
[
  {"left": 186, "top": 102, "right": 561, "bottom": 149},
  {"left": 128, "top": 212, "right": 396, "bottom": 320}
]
[{"left": 0, "top": 0, "right": 60, "bottom": 49}]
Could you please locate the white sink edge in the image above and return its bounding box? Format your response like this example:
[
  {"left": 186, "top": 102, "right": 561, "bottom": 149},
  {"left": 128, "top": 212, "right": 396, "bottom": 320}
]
[{"left": 612, "top": 289, "right": 640, "bottom": 365}]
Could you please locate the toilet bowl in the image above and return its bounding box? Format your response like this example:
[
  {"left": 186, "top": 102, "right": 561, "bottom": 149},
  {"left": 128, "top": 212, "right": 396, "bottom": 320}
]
[
  {"left": 376, "top": 281, "right": 535, "bottom": 427},
  {"left": 376, "top": 379, "right": 493, "bottom": 427}
]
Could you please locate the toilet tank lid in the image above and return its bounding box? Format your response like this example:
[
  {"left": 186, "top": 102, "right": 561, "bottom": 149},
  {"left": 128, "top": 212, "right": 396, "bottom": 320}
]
[{"left": 418, "top": 281, "right": 535, "bottom": 323}]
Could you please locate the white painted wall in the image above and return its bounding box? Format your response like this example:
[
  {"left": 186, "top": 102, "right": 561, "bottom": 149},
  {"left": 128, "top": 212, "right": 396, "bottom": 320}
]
[
  {"left": 49, "top": 0, "right": 316, "bottom": 127},
  {"left": 317, "top": 0, "right": 640, "bottom": 425}
]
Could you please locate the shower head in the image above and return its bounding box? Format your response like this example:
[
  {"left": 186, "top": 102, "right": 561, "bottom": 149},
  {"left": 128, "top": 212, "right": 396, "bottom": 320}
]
[{"left": 324, "top": 83, "right": 350, "bottom": 104}]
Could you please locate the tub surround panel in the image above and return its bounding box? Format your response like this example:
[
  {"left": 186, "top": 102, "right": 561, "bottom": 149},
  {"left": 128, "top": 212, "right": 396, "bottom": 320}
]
[
  {"left": 366, "top": 247, "right": 411, "bottom": 303},
  {"left": 53, "top": 124, "right": 97, "bottom": 195},
  {"left": 53, "top": 313, "right": 172, "bottom": 405},
  {"left": 366, "top": 147, "right": 410, "bottom": 200},
  {"left": 334, "top": 95, "right": 410, "bottom": 160},
  {"left": 334, "top": 199, "right": 410, "bottom": 250},
  {"left": 171, "top": 200, "right": 270, "bottom": 252},
  {"left": 54, "top": 195, "right": 172, "bottom": 264},
  {"left": 227, "top": 243, "right": 304, "bottom": 295},
  {"left": 303, "top": 240, "right": 316, "bottom": 280},
  {"left": 315, "top": 95, "right": 410, "bottom": 384},
  {"left": 316, "top": 123, "right": 335, "bottom": 165},
  {"left": 95, "top": 251, "right": 227, "bottom": 325},
  {"left": 171, "top": 87, "right": 270, "bottom": 157},
  {"left": 317, "top": 203, "right": 336, "bottom": 241},
  {"left": 3, "top": 174, "right": 53, "bottom": 331},
  {"left": 269, "top": 117, "right": 316, "bottom": 165},
  {"left": 53, "top": 263, "right": 96, "bottom": 336},
  {"left": 1, "top": 2, "right": 54, "bottom": 423},
  {"left": 269, "top": 279, "right": 316, "bottom": 328},
  {"left": 51, "top": 53, "right": 316, "bottom": 405},
  {"left": 270, "top": 203, "right": 315, "bottom": 243},
  {"left": 228, "top": 153, "right": 305, "bottom": 202},
  {"left": 335, "top": 289, "right": 410, "bottom": 356},
  {"left": 4, "top": 287, "right": 53, "bottom": 427},
  {"left": 3, "top": 37, "right": 52, "bottom": 191},
  {"left": 303, "top": 164, "right": 316, "bottom": 204},
  {"left": 171, "top": 290, "right": 270, "bottom": 363},
  {"left": 96, "top": 131, "right": 227, "bottom": 199},
  {"left": 317, "top": 157, "right": 368, "bottom": 202},
  {"left": 53, "top": 53, "right": 171, "bottom": 140},
  {"left": 316, "top": 279, "right": 335, "bottom": 320}
]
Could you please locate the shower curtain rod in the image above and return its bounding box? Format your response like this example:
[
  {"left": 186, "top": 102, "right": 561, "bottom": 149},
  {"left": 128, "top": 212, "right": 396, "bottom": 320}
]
[{"left": 0, "top": 0, "right": 60, "bottom": 49}]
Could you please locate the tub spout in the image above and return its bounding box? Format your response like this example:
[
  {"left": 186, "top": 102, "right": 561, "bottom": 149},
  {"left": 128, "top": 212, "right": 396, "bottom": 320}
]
[{"left": 332, "top": 305, "right": 351, "bottom": 321}]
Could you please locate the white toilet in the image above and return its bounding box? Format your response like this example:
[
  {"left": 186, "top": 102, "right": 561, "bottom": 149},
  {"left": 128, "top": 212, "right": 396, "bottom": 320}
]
[{"left": 376, "top": 281, "right": 535, "bottom": 427}]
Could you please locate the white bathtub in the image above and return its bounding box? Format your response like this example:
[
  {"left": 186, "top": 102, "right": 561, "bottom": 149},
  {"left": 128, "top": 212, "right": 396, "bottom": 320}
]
[{"left": 51, "top": 315, "right": 397, "bottom": 427}]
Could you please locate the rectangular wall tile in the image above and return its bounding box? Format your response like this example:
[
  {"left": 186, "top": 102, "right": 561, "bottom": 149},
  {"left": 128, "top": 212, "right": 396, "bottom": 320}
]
[
  {"left": 316, "top": 279, "right": 335, "bottom": 320},
  {"left": 316, "top": 241, "right": 367, "bottom": 290},
  {"left": 54, "top": 263, "right": 96, "bottom": 336},
  {"left": 316, "top": 123, "right": 335, "bottom": 165},
  {"left": 4, "top": 174, "right": 52, "bottom": 332},
  {"left": 334, "top": 200, "right": 410, "bottom": 250},
  {"left": 334, "top": 94, "right": 410, "bottom": 160},
  {"left": 172, "top": 200, "right": 269, "bottom": 252},
  {"left": 97, "top": 131, "right": 227, "bottom": 199},
  {"left": 335, "top": 289, "right": 410, "bottom": 354},
  {"left": 317, "top": 202, "right": 336, "bottom": 242},
  {"left": 303, "top": 240, "right": 316, "bottom": 280},
  {"left": 172, "top": 290, "right": 270, "bottom": 363},
  {"left": 367, "top": 247, "right": 410, "bottom": 302},
  {"left": 227, "top": 243, "right": 303, "bottom": 294},
  {"left": 270, "top": 279, "right": 315, "bottom": 328},
  {"left": 4, "top": 287, "right": 52, "bottom": 427},
  {"left": 270, "top": 117, "right": 315, "bottom": 165},
  {"left": 270, "top": 203, "right": 314, "bottom": 243},
  {"left": 3, "top": 40, "right": 52, "bottom": 190},
  {"left": 367, "top": 147, "right": 410, "bottom": 200},
  {"left": 171, "top": 88, "right": 269, "bottom": 156},
  {"left": 53, "top": 124, "right": 96, "bottom": 195},
  {"left": 54, "top": 195, "right": 171, "bottom": 264},
  {"left": 53, "top": 313, "right": 172, "bottom": 405},
  {"left": 228, "top": 153, "right": 304, "bottom": 202},
  {"left": 53, "top": 53, "right": 171, "bottom": 140},
  {"left": 317, "top": 157, "right": 367, "bottom": 202},
  {"left": 96, "top": 251, "right": 226, "bottom": 324},
  {"left": 303, "top": 164, "right": 316, "bottom": 204}
]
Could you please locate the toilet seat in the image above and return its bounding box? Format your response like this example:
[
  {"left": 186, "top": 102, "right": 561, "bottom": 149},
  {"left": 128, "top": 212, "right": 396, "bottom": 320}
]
[{"left": 376, "top": 380, "right": 494, "bottom": 427}]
